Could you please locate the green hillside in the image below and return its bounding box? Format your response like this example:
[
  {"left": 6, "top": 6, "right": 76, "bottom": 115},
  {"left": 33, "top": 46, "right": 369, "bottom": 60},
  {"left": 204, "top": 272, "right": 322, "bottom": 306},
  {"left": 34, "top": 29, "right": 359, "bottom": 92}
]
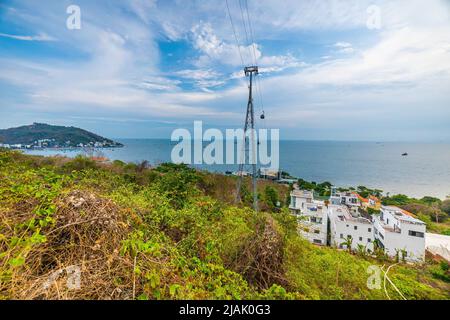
[
  {"left": 0, "top": 123, "right": 122, "bottom": 147},
  {"left": 0, "top": 150, "right": 448, "bottom": 300}
]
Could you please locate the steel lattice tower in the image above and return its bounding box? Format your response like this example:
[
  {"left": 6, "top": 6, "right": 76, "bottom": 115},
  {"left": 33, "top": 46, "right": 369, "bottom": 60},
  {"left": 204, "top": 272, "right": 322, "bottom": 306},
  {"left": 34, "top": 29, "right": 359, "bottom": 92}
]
[{"left": 236, "top": 66, "right": 258, "bottom": 212}]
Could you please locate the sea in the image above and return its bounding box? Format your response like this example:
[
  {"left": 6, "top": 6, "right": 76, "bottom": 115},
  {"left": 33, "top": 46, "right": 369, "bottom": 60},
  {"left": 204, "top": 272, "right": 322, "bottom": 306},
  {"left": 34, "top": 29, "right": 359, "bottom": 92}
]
[{"left": 23, "top": 140, "right": 450, "bottom": 199}]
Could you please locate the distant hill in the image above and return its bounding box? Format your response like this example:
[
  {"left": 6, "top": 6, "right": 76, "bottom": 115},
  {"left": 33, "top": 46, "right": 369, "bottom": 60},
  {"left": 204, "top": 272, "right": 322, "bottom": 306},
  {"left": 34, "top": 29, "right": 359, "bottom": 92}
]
[{"left": 0, "top": 123, "right": 123, "bottom": 148}]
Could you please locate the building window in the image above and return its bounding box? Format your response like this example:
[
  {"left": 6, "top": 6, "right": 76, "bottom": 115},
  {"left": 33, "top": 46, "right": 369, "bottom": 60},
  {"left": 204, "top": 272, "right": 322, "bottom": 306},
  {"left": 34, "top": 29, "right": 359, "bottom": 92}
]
[
  {"left": 346, "top": 224, "right": 349, "bottom": 228},
  {"left": 359, "top": 237, "right": 363, "bottom": 241},
  {"left": 314, "top": 230, "right": 320, "bottom": 234},
  {"left": 408, "top": 230, "right": 425, "bottom": 238},
  {"left": 354, "top": 226, "right": 358, "bottom": 230},
  {"left": 368, "top": 228, "right": 372, "bottom": 232},
  {"left": 367, "top": 238, "right": 372, "bottom": 242},
  {"left": 313, "top": 239, "right": 322, "bottom": 244},
  {"left": 340, "top": 233, "right": 343, "bottom": 239}
]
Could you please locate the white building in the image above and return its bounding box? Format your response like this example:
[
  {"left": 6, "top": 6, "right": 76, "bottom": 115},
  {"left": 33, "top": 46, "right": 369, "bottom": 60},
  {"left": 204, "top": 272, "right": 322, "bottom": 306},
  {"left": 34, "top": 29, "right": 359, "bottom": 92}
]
[
  {"left": 329, "top": 187, "right": 361, "bottom": 214},
  {"left": 328, "top": 205, "right": 374, "bottom": 252},
  {"left": 373, "top": 206, "right": 426, "bottom": 262},
  {"left": 290, "top": 190, "right": 328, "bottom": 246},
  {"left": 289, "top": 189, "right": 313, "bottom": 214}
]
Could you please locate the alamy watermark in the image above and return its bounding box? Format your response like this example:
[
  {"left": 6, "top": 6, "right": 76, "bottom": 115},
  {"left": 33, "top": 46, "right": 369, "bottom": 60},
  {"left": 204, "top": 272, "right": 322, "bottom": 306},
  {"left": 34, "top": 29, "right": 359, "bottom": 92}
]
[
  {"left": 366, "top": 5, "right": 382, "bottom": 30},
  {"left": 367, "top": 265, "right": 382, "bottom": 290},
  {"left": 66, "top": 5, "right": 81, "bottom": 30},
  {"left": 43, "top": 265, "right": 81, "bottom": 291},
  {"left": 171, "top": 121, "right": 279, "bottom": 171}
]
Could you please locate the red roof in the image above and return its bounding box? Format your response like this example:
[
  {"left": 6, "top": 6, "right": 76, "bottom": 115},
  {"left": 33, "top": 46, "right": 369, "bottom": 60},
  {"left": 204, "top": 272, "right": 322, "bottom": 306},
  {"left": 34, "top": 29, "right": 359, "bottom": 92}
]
[
  {"left": 400, "top": 209, "right": 416, "bottom": 218},
  {"left": 355, "top": 193, "right": 368, "bottom": 202}
]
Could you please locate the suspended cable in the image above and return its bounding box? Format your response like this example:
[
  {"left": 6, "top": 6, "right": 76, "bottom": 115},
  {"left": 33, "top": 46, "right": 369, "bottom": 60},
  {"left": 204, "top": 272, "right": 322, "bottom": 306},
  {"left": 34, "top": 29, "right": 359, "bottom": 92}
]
[
  {"left": 243, "top": 0, "right": 265, "bottom": 127},
  {"left": 225, "top": 0, "right": 246, "bottom": 69},
  {"left": 244, "top": 0, "right": 258, "bottom": 66},
  {"left": 238, "top": 0, "right": 252, "bottom": 65}
]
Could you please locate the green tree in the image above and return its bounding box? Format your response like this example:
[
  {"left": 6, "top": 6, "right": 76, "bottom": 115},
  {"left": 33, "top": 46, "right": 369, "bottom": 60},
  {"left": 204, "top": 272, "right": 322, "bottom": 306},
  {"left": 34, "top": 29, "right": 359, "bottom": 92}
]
[
  {"left": 441, "top": 199, "right": 450, "bottom": 215},
  {"left": 382, "top": 194, "right": 413, "bottom": 206},
  {"left": 341, "top": 237, "right": 353, "bottom": 253},
  {"left": 356, "top": 244, "right": 367, "bottom": 258},
  {"left": 264, "top": 186, "right": 279, "bottom": 210}
]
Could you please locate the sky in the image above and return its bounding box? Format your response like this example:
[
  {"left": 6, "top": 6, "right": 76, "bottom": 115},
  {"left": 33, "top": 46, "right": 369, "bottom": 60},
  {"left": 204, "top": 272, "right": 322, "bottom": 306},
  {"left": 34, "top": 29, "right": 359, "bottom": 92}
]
[{"left": 0, "top": 0, "right": 450, "bottom": 141}]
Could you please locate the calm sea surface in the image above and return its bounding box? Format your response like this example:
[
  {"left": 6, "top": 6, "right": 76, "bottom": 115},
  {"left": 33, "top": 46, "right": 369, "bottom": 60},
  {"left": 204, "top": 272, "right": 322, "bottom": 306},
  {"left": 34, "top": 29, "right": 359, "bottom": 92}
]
[{"left": 24, "top": 140, "right": 450, "bottom": 199}]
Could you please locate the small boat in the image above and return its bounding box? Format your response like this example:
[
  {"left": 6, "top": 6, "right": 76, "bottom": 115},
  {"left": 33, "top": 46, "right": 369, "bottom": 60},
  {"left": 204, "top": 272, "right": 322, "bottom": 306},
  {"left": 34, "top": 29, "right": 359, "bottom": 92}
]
[{"left": 402, "top": 153, "right": 408, "bottom": 156}]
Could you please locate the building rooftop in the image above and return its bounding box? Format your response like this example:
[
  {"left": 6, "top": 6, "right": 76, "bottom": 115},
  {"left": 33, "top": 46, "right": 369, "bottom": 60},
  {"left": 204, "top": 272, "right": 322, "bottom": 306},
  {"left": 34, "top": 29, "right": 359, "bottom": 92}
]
[
  {"left": 329, "top": 205, "right": 372, "bottom": 224},
  {"left": 382, "top": 206, "right": 425, "bottom": 225},
  {"left": 291, "top": 189, "right": 313, "bottom": 199}
]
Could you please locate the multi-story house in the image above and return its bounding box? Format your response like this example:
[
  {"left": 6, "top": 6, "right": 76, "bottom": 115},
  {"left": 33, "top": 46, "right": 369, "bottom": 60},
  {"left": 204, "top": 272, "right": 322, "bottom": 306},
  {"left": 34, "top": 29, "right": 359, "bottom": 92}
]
[
  {"left": 329, "top": 187, "right": 361, "bottom": 214},
  {"left": 289, "top": 189, "right": 313, "bottom": 215},
  {"left": 328, "top": 205, "right": 374, "bottom": 252},
  {"left": 373, "top": 206, "right": 426, "bottom": 262},
  {"left": 290, "top": 189, "right": 328, "bottom": 246}
]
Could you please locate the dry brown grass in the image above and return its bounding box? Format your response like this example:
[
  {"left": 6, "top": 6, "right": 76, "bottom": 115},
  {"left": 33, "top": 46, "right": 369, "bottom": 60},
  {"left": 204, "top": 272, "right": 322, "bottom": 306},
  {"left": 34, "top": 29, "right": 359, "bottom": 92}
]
[
  {"left": 226, "top": 215, "right": 288, "bottom": 290},
  {"left": 2, "top": 191, "right": 134, "bottom": 300}
]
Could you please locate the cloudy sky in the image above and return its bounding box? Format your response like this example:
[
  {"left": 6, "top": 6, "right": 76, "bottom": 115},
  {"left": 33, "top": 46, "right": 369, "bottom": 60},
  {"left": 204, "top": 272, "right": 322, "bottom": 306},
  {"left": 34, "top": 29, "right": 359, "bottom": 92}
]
[{"left": 0, "top": 0, "right": 449, "bottom": 141}]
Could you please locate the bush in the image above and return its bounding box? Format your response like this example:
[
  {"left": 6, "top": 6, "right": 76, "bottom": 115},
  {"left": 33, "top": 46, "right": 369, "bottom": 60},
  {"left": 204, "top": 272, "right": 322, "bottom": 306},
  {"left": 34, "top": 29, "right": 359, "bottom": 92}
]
[
  {"left": 441, "top": 200, "right": 450, "bottom": 215},
  {"left": 402, "top": 203, "right": 447, "bottom": 223},
  {"left": 61, "top": 155, "right": 97, "bottom": 172},
  {"left": 264, "top": 186, "right": 279, "bottom": 210}
]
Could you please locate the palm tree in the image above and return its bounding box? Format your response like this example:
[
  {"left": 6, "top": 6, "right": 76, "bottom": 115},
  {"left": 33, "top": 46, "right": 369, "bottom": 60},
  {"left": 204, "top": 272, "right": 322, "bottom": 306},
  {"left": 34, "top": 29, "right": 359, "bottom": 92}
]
[
  {"left": 395, "top": 249, "right": 400, "bottom": 263},
  {"left": 356, "top": 244, "right": 367, "bottom": 257},
  {"left": 400, "top": 249, "right": 408, "bottom": 263},
  {"left": 341, "top": 237, "right": 353, "bottom": 253}
]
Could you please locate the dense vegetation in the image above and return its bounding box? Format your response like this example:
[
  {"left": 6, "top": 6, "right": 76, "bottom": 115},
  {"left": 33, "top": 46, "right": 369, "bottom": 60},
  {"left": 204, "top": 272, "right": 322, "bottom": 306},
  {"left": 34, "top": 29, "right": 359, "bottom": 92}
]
[
  {"left": 0, "top": 123, "right": 122, "bottom": 147},
  {"left": 0, "top": 150, "right": 448, "bottom": 300}
]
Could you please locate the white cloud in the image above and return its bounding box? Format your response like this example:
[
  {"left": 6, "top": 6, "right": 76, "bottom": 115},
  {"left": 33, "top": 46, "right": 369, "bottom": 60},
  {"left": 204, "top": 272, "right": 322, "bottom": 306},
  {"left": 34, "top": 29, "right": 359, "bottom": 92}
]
[
  {"left": 190, "top": 22, "right": 258, "bottom": 67},
  {"left": 334, "top": 42, "right": 355, "bottom": 54},
  {"left": 0, "top": 32, "right": 56, "bottom": 41},
  {"left": 334, "top": 42, "right": 352, "bottom": 48},
  {"left": 1, "top": 0, "right": 450, "bottom": 140},
  {"left": 191, "top": 22, "right": 305, "bottom": 76}
]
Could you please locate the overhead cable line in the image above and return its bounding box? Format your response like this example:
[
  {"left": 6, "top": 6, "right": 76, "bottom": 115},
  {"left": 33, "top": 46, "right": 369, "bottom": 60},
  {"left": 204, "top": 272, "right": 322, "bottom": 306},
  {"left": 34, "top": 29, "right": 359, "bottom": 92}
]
[
  {"left": 243, "top": 0, "right": 265, "bottom": 126},
  {"left": 238, "top": 0, "right": 252, "bottom": 65},
  {"left": 225, "top": 0, "right": 246, "bottom": 68},
  {"left": 244, "top": 0, "right": 258, "bottom": 66}
]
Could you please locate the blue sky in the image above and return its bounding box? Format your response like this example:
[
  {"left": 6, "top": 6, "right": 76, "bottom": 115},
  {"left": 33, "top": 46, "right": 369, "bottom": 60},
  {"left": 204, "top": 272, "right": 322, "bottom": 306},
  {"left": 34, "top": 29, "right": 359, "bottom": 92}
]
[{"left": 0, "top": 0, "right": 450, "bottom": 141}]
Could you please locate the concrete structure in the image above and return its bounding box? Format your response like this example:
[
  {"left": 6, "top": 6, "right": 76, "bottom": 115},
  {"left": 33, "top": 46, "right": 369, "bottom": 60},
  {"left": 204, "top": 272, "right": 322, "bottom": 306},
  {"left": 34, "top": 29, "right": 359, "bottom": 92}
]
[
  {"left": 289, "top": 189, "right": 313, "bottom": 215},
  {"left": 373, "top": 206, "right": 426, "bottom": 262},
  {"left": 426, "top": 233, "right": 450, "bottom": 262},
  {"left": 330, "top": 187, "right": 361, "bottom": 213},
  {"left": 328, "top": 205, "right": 374, "bottom": 252},
  {"left": 259, "top": 168, "right": 280, "bottom": 181},
  {"left": 290, "top": 190, "right": 328, "bottom": 246}
]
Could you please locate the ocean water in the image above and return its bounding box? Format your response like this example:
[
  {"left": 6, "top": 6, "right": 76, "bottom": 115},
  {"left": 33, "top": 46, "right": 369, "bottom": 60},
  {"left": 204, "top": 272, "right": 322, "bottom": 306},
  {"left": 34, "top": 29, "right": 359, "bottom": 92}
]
[{"left": 24, "top": 140, "right": 450, "bottom": 199}]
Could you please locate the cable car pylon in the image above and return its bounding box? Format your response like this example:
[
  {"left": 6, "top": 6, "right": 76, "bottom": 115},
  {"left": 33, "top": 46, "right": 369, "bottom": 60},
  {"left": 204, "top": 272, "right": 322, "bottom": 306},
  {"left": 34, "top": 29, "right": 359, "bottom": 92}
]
[{"left": 236, "top": 65, "right": 259, "bottom": 212}]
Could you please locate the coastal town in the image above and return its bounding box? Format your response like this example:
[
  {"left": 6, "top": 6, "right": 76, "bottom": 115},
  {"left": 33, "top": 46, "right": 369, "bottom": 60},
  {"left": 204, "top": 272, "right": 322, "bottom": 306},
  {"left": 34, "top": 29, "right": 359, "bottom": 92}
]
[
  {"left": 228, "top": 168, "right": 449, "bottom": 263},
  {"left": 0, "top": 139, "right": 119, "bottom": 150},
  {"left": 289, "top": 185, "right": 447, "bottom": 263}
]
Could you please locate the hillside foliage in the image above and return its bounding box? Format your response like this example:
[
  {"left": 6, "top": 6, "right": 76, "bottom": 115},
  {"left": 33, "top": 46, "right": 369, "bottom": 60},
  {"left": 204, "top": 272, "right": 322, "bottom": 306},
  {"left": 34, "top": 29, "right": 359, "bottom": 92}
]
[{"left": 0, "top": 150, "right": 448, "bottom": 300}]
